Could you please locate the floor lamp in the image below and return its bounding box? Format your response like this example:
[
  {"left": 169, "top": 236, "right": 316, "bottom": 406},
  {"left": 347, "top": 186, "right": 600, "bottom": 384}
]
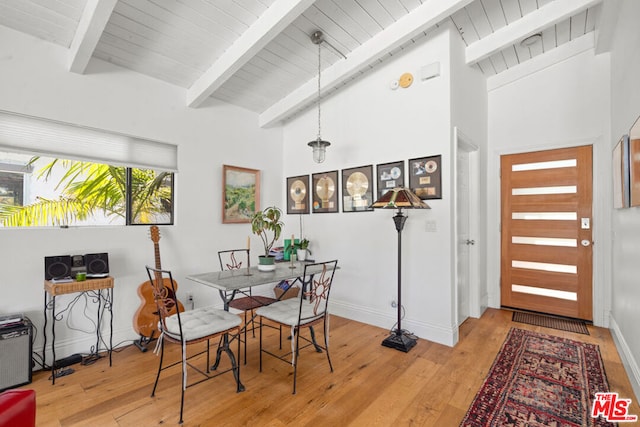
[{"left": 371, "top": 187, "right": 430, "bottom": 352}]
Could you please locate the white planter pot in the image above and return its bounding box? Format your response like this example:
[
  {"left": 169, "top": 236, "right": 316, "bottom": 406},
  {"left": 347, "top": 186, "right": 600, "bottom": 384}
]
[{"left": 296, "top": 249, "right": 307, "bottom": 261}]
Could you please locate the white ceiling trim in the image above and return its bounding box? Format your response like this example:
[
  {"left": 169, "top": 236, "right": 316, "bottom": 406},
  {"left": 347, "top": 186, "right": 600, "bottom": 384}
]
[
  {"left": 186, "top": 0, "right": 316, "bottom": 108},
  {"left": 486, "top": 32, "right": 595, "bottom": 92},
  {"left": 68, "top": 0, "right": 117, "bottom": 74},
  {"left": 259, "top": 0, "right": 476, "bottom": 128},
  {"left": 465, "top": 0, "right": 602, "bottom": 65}
]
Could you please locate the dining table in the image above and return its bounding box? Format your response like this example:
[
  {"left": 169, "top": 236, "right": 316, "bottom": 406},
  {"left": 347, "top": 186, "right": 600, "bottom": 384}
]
[
  {"left": 186, "top": 261, "right": 334, "bottom": 369},
  {"left": 186, "top": 261, "right": 332, "bottom": 309}
]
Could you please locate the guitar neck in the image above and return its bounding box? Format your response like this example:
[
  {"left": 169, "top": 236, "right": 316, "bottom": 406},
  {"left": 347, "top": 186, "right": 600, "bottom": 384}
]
[{"left": 154, "top": 242, "right": 162, "bottom": 270}]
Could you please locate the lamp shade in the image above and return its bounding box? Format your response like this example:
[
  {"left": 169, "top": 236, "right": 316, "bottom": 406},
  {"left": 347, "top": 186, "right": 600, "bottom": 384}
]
[{"left": 370, "top": 187, "right": 430, "bottom": 210}]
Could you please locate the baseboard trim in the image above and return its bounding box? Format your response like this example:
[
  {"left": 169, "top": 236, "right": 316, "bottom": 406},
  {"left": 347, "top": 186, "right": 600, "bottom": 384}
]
[
  {"left": 609, "top": 314, "right": 640, "bottom": 402},
  {"left": 330, "top": 300, "right": 457, "bottom": 347}
]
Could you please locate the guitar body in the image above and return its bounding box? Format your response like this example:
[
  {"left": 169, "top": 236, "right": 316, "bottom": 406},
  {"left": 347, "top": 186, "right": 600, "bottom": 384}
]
[
  {"left": 133, "top": 278, "right": 184, "bottom": 339},
  {"left": 133, "top": 226, "right": 184, "bottom": 345}
]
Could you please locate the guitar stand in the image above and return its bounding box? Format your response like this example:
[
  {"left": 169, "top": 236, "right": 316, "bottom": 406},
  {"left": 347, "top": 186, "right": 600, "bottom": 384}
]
[{"left": 134, "top": 333, "right": 155, "bottom": 352}]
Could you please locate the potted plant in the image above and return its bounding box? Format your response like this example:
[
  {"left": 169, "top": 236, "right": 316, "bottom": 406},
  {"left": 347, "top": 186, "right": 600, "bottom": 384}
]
[
  {"left": 296, "top": 238, "right": 311, "bottom": 262},
  {"left": 251, "top": 206, "right": 284, "bottom": 271}
]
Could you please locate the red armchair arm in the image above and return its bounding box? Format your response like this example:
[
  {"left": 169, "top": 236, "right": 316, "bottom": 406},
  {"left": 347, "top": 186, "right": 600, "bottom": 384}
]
[{"left": 0, "top": 389, "right": 36, "bottom": 427}]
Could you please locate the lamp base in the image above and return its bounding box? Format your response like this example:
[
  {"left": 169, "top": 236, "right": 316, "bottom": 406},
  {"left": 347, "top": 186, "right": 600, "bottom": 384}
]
[{"left": 381, "top": 330, "right": 417, "bottom": 353}]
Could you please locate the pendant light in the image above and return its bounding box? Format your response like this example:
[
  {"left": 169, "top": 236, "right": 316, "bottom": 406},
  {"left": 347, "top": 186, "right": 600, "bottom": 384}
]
[{"left": 308, "top": 30, "right": 330, "bottom": 163}]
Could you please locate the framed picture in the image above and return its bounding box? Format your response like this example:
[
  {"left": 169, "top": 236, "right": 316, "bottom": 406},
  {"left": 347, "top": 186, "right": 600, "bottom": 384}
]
[
  {"left": 613, "top": 135, "right": 630, "bottom": 209},
  {"left": 376, "top": 161, "right": 405, "bottom": 200},
  {"left": 312, "top": 170, "right": 339, "bottom": 213},
  {"left": 342, "top": 165, "right": 374, "bottom": 212},
  {"left": 286, "top": 175, "right": 310, "bottom": 214},
  {"left": 630, "top": 116, "right": 640, "bottom": 207},
  {"left": 222, "top": 165, "right": 260, "bottom": 223},
  {"left": 409, "top": 155, "right": 442, "bottom": 200}
]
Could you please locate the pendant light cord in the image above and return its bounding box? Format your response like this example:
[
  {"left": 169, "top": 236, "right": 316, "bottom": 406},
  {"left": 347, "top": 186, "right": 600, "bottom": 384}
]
[{"left": 316, "top": 41, "right": 321, "bottom": 142}]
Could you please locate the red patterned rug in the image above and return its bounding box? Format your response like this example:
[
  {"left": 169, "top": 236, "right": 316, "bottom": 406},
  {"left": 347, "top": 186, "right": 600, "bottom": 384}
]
[{"left": 460, "top": 328, "right": 614, "bottom": 426}]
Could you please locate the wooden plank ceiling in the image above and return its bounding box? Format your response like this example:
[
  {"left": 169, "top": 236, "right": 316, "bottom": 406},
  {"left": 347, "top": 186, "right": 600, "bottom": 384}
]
[{"left": 0, "top": 0, "right": 606, "bottom": 126}]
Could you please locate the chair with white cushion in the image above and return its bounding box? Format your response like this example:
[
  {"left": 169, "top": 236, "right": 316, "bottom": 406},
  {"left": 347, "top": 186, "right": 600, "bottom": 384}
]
[
  {"left": 145, "top": 266, "right": 244, "bottom": 424},
  {"left": 256, "top": 260, "right": 338, "bottom": 394}
]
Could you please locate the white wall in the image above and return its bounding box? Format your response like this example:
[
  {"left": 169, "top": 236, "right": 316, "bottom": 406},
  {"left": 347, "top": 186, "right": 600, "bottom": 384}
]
[
  {"left": 449, "top": 22, "right": 489, "bottom": 319},
  {"left": 281, "top": 26, "right": 463, "bottom": 346},
  {"left": 487, "top": 47, "right": 611, "bottom": 325},
  {"left": 609, "top": 0, "right": 640, "bottom": 401},
  {"left": 0, "top": 26, "right": 283, "bottom": 361}
]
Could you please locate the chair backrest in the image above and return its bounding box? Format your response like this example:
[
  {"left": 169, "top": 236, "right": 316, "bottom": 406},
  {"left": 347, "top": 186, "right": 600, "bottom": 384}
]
[
  {"left": 299, "top": 260, "right": 338, "bottom": 322},
  {"left": 218, "top": 249, "right": 249, "bottom": 271},
  {"left": 145, "top": 266, "right": 183, "bottom": 336}
]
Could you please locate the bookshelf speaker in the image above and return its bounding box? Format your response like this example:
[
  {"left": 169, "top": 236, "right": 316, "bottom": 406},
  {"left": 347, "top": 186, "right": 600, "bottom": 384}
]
[
  {"left": 85, "top": 253, "right": 109, "bottom": 276},
  {"left": 44, "top": 255, "right": 72, "bottom": 280},
  {"left": 0, "top": 317, "right": 32, "bottom": 391}
]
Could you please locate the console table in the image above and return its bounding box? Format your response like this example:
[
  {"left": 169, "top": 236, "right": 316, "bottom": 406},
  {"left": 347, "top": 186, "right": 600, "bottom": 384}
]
[{"left": 43, "top": 277, "right": 114, "bottom": 384}]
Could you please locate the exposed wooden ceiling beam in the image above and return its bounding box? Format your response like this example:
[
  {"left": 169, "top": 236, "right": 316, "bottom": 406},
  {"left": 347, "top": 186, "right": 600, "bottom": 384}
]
[
  {"left": 68, "top": 0, "right": 117, "bottom": 73},
  {"left": 259, "top": 0, "right": 475, "bottom": 128},
  {"left": 465, "top": 0, "right": 602, "bottom": 65},
  {"left": 186, "top": 0, "right": 316, "bottom": 108}
]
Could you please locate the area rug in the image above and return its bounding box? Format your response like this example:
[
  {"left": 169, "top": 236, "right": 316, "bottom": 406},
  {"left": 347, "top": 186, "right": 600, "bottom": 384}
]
[
  {"left": 512, "top": 311, "right": 590, "bottom": 335},
  {"left": 460, "top": 328, "right": 613, "bottom": 426}
]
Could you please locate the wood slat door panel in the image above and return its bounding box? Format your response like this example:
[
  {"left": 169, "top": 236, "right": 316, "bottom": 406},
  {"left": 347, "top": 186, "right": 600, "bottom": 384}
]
[
  {"left": 511, "top": 194, "right": 578, "bottom": 211},
  {"left": 501, "top": 145, "right": 593, "bottom": 320},
  {"left": 509, "top": 168, "right": 578, "bottom": 187},
  {"left": 509, "top": 293, "right": 578, "bottom": 318},
  {"left": 511, "top": 269, "right": 578, "bottom": 291},
  {"left": 510, "top": 244, "right": 578, "bottom": 265},
  {"left": 511, "top": 220, "right": 578, "bottom": 237}
]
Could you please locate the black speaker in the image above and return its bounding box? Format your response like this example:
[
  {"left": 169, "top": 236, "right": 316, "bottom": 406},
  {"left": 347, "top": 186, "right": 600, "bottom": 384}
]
[
  {"left": 85, "top": 253, "right": 109, "bottom": 277},
  {"left": 0, "top": 316, "right": 32, "bottom": 391},
  {"left": 44, "top": 255, "right": 72, "bottom": 280}
]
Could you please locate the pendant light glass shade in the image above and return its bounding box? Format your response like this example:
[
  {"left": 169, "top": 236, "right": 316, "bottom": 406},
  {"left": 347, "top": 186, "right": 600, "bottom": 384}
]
[
  {"left": 308, "top": 138, "right": 330, "bottom": 163},
  {"left": 309, "top": 30, "right": 330, "bottom": 163}
]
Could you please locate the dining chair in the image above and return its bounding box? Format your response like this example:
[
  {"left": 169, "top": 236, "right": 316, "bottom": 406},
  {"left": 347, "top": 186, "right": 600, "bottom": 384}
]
[
  {"left": 256, "top": 260, "right": 338, "bottom": 394},
  {"left": 218, "top": 249, "right": 277, "bottom": 364},
  {"left": 145, "top": 266, "right": 243, "bottom": 424}
]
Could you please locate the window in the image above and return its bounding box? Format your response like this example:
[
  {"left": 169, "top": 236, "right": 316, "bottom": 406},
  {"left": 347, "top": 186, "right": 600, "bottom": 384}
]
[
  {"left": 0, "top": 152, "right": 174, "bottom": 227},
  {"left": 0, "top": 111, "right": 177, "bottom": 228}
]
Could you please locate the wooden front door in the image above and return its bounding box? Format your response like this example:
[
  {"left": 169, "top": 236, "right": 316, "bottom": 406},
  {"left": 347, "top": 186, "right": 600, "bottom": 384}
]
[{"left": 500, "top": 145, "right": 593, "bottom": 320}]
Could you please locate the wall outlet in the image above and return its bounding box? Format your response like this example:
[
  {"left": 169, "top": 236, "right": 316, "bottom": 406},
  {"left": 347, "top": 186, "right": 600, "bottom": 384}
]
[{"left": 187, "top": 293, "right": 193, "bottom": 303}]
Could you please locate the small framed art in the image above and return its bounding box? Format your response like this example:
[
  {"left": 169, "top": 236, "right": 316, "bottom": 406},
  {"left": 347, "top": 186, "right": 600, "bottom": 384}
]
[
  {"left": 613, "top": 135, "right": 630, "bottom": 209},
  {"left": 222, "top": 165, "right": 260, "bottom": 223},
  {"left": 409, "top": 155, "right": 442, "bottom": 200},
  {"left": 286, "top": 175, "right": 310, "bottom": 214},
  {"left": 630, "top": 115, "right": 640, "bottom": 207},
  {"left": 342, "top": 165, "right": 374, "bottom": 212},
  {"left": 376, "top": 161, "right": 405, "bottom": 200},
  {"left": 312, "top": 170, "right": 339, "bottom": 213}
]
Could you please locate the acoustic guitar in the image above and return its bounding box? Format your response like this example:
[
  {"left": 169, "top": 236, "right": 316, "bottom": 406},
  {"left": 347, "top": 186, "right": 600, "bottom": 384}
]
[{"left": 133, "top": 225, "right": 184, "bottom": 351}]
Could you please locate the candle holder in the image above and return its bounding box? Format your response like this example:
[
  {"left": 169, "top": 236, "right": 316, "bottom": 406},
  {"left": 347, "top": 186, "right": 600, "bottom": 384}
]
[
  {"left": 244, "top": 249, "right": 252, "bottom": 276},
  {"left": 289, "top": 253, "right": 297, "bottom": 269}
]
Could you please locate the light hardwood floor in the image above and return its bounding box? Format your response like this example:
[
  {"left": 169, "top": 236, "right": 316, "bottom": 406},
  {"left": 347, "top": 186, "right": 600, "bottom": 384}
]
[{"left": 26, "top": 308, "right": 639, "bottom": 426}]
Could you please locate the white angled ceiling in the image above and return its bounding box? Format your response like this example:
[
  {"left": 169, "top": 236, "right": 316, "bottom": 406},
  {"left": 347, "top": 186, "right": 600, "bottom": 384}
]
[{"left": 0, "top": 0, "right": 610, "bottom": 126}]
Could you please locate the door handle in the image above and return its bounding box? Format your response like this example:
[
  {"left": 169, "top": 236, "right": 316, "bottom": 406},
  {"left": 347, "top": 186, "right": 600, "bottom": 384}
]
[{"left": 466, "top": 239, "right": 476, "bottom": 245}]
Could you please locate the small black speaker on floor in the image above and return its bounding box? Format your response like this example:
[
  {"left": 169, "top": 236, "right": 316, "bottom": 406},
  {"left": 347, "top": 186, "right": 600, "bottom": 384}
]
[
  {"left": 44, "top": 255, "right": 72, "bottom": 280},
  {"left": 85, "top": 253, "right": 109, "bottom": 277}
]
